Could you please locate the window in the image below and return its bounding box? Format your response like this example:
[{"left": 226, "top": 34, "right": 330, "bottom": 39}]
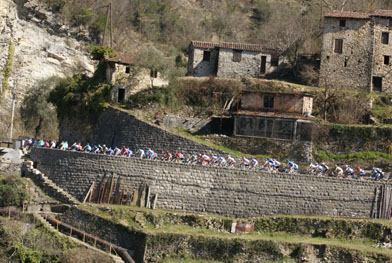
[
  {"left": 203, "top": 50, "right": 211, "bottom": 62},
  {"left": 339, "top": 19, "right": 346, "bottom": 27},
  {"left": 373, "top": 76, "right": 383, "bottom": 92},
  {"left": 263, "top": 95, "right": 274, "bottom": 110},
  {"left": 125, "top": 66, "right": 130, "bottom": 74},
  {"left": 150, "top": 69, "right": 158, "bottom": 78},
  {"left": 344, "top": 57, "right": 348, "bottom": 67},
  {"left": 260, "top": 56, "right": 267, "bottom": 74},
  {"left": 385, "top": 55, "right": 390, "bottom": 65},
  {"left": 334, "top": 39, "right": 343, "bottom": 54},
  {"left": 232, "top": 50, "right": 242, "bottom": 62},
  {"left": 118, "top": 88, "right": 125, "bottom": 103},
  {"left": 271, "top": 55, "right": 279, "bottom": 67},
  {"left": 389, "top": 19, "right": 392, "bottom": 27},
  {"left": 382, "top": 32, "right": 389, "bottom": 44}
]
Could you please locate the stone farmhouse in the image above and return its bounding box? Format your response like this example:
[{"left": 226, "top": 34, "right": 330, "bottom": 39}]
[
  {"left": 233, "top": 91, "right": 313, "bottom": 141},
  {"left": 320, "top": 10, "right": 392, "bottom": 94},
  {"left": 104, "top": 52, "right": 168, "bottom": 103},
  {"left": 187, "top": 41, "right": 286, "bottom": 79}
]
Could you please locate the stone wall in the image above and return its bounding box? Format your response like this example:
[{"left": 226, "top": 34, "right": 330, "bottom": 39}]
[
  {"left": 188, "top": 48, "right": 219, "bottom": 77},
  {"left": 92, "top": 108, "right": 223, "bottom": 156},
  {"left": 319, "top": 17, "right": 373, "bottom": 91},
  {"left": 31, "top": 147, "right": 384, "bottom": 219},
  {"left": 216, "top": 49, "right": 280, "bottom": 78},
  {"left": 371, "top": 17, "right": 392, "bottom": 94}
]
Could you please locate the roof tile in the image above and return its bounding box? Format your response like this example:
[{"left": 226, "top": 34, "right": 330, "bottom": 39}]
[{"left": 191, "top": 40, "right": 281, "bottom": 53}]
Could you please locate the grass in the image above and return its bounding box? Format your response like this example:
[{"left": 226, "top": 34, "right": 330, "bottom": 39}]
[
  {"left": 316, "top": 150, "right": 392, "bottom": 161},
  {"left": 161, "top": 259, "right": 223, "bottom": 263},
  {"left": 79, "top": 203, "right": 392, "bottom": 258}
]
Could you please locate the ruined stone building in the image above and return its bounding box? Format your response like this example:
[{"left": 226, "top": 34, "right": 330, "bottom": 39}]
[
  {"left": 187, "top": 41, "right": 286, "bottom": 79},
  {"left": 104, "top": 53, "right": 168, "bottom": 103},
  {"left": 320, "top": 10, "right": 392, "bottom": 94},
  {"left": 233, "top": 91, "right": 313, "bottom": 141}
]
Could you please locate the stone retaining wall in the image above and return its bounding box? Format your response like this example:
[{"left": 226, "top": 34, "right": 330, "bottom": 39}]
[
  {"left": 30, "top": 147, "right": 384, "bottom": 218},
  {"left": 92, "top": 108, "right": 224, "bottom": 156}
]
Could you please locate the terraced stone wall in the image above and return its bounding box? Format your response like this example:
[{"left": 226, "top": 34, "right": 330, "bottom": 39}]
[
  {"left": 30, "top": 147, "right": 383, "bottom": 218},
  {"left": 92, "top": 108, "right": 223, "bottom": 156}
]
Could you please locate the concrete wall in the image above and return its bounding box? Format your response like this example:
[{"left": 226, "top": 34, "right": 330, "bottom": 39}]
[
  {"left": 240, "top": 92, "right": 312, "bottom": 114},
  {"left": 30, "top": 147, "right": 383, "bottom": 218},
  {"left": 320, "top": 18, "right": 373, "bottom": 91},
  {"left": 371, "top": 17, "right": 392, "bottom": 94}
]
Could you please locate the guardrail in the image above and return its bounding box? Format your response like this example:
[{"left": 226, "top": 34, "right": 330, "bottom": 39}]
[{"left": 43, "top": 214, "right": 135, "bottom": 263}]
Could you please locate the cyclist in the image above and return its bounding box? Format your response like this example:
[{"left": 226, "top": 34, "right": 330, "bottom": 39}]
[
  {"left": 334, "top": 165, "right": 344, "bottom": 178},
  {"left": 137, "top": 148, "right": 145, "bottom": 159},
  {"left": 250, "top": 157, "right": 258, "bottom": 170}
]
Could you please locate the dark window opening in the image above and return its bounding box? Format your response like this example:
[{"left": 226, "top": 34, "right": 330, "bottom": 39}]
[
  {"left": 326, "top": 56, "right": 330, "bottom": 60},
  {"left": 334, "top": 39, "right": 343, "bottom": 54},
  {"left": 260, "top": 56, "right": 267, "bottom": 74},
  {"left": 373, "top": 76, "right": 383, "bottom": 92},
  {"left": 125, "top": 66, "right": 130, "bottom": 74},
  {"left": 33, "top": 162, "right": 38, "bottom": 169},
  {"left": 150, "top": 69, "right": 158, "bottom": 78},
  {"left": 339, "top": 19, "right": 346, "bottom": 27},
  {"left": 389, "top": 19, "right": 392, "bottom": 27},
  {"left": 382, "top": 32, "right": 389, "bottom": 44},
  {"left": 118, "top": 88, "right": 125, "bottom": 103},
  {"left": 384, "top": 55, "right": 390, "bottom": 65},
  {"left": 263, "top": 95, "right": 274, "bottom": 110},
  {"left": 203, "top": 50, "right": 211, "bottom": 62},
  {"left": 344, "top": 57, "right": 348, "bottom": 67},
  {"left": 271, "top": 55, "right": 279, "bottom": 67},
  {"left": 233, "top": 50, "right": 242, "bottom": 62}
]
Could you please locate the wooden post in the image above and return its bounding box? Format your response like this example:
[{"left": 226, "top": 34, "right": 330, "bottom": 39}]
[
  {"left": 70, "top": 227, "right": 72, "bottom": 237},
  {"left": 83, "top": 233, "right": 85, "bottom": 242},
  {"left": 152, "top": 194, "right": 158, "bottom": 210},
  {"left": 94, "top": 238, "right": 97, "bottom": 247},
  {"left": 108, "top": 175, "right": 115, "bottom": 204}
]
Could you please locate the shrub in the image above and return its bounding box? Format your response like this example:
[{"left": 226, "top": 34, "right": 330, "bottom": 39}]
[{"left": 0, "top": 176, "right": 28, "bottom": 207}]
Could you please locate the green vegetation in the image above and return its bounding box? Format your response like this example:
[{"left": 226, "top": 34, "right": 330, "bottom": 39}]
[
  {"left": 0, "top": 214, "right": 112, "bottom": 263},
  {"left": 1, "top": 40, "right": 14, "bottom": 97},
  {"left": 0, "top": 175, "right": 28, "bottom": 207},
  {"left": 20, "top": 77, "right": 59, "bottom": 139},
  {"left": 80, "top": 204, "right": 392, "bottom": 262},
  {"left": 90, "top": 45, "right": 117, "bottom": 60},
  {"left": 316, "top": 150, "right": 392, "bottom": 161},
  {"left": 48, "top": 62, "right": 112, "bottom": 121}
]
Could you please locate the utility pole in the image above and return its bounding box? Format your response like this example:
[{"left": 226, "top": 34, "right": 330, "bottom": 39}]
[
  {"left": 9, "top": 79, "right": 16, "bottom": 141},
  {"left": 102, "top": 2, "right": 113, "bottom": 48}
]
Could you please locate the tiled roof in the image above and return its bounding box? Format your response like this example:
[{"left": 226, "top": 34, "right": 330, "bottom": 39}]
[
  {"left": 325, "top": 10, "right": 392, "bottom": 19},
  {"left": 372, "top": 10, "right": 392, "bottom": 18},
  {"left": 191, "top": 40, "right": 281, "bottom": 53},
  {"left": 104, "top": 52, "right": 134, "bottom": 65},
  {"left": 324, "top": 11, "right": 371, "bottom": 19},
  {"left": 191, "top": 41, "right": 219, "bottom": 49}
]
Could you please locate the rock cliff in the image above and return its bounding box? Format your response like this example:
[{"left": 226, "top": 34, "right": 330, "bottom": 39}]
[{"left": 0, "top": 0, "right": 95, "bottom": 136}]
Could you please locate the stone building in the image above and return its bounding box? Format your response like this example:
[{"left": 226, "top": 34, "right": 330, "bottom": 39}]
[
  {"left": 187, "top": 41, "right": 286, "bottom": 79},
  {"left": 104, "top": 53, "right": 168, "bottom": 103},
  {"left": 233, "top": 91, "right": 313, "bottom": 141},
  {"left": 320, "top": 10, "right": 392, "bottom": 94}
]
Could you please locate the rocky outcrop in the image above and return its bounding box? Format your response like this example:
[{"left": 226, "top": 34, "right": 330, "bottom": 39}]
[{"left": 0, "top": 0, "right": 95, "bottom": 135}]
